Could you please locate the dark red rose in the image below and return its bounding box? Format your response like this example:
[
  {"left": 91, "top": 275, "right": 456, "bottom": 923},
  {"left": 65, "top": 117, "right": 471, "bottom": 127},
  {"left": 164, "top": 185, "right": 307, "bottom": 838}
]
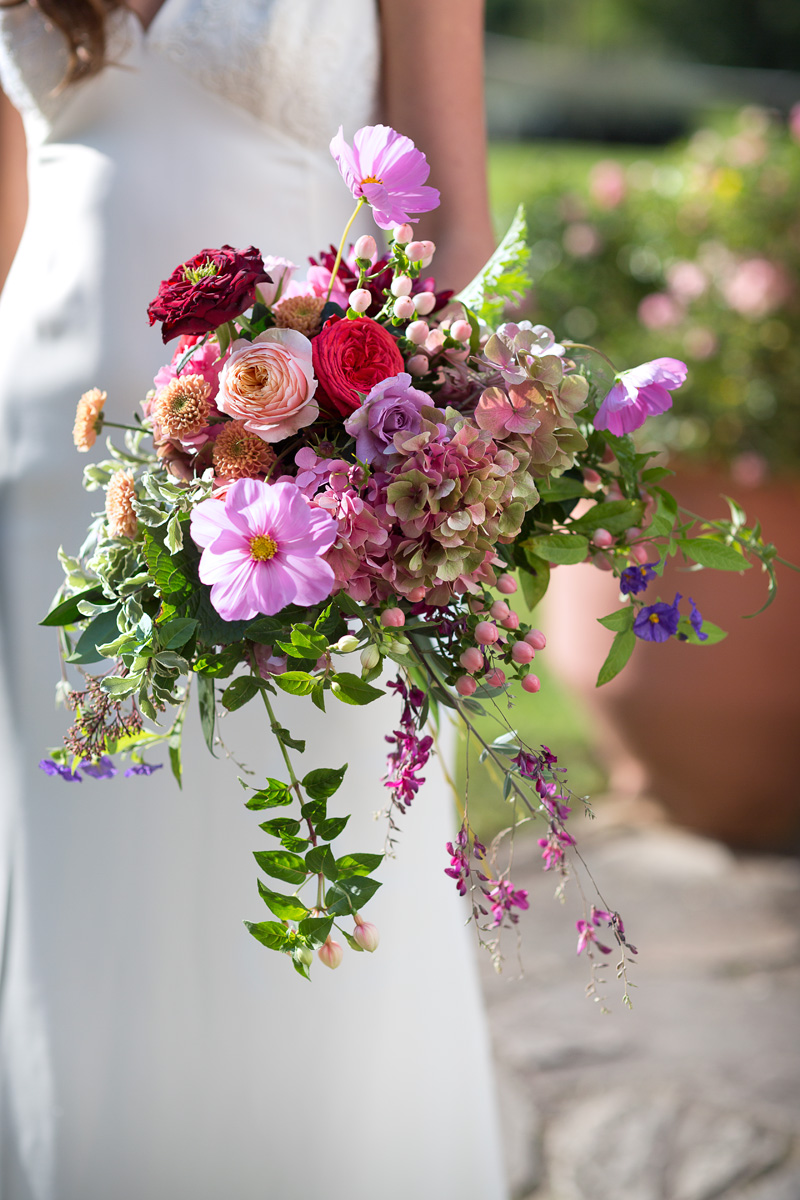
[
  {"left": 312, "top": 316, "right": 405, "bottom": 417},
  {"left": 147, "top": 245, "right": 271, "bottom": 343}
]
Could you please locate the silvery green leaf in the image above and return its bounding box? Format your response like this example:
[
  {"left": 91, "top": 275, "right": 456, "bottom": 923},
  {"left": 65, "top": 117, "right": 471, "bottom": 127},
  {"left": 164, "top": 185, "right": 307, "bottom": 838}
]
[
  {"left": 133, "top": 500, "right": 169, "bottom": 526},
  {"left": 153, "top": 651, "right": 190, "bottom": 672},
  {"left": 77, "top": 599, "right": 118, "bottom": 617},
  {"left": 101, "top": 675, "right": 140, "bottom": 697},
  {"left": 97, "top": 632, "right": 139, "bottom": 657},
  {"left": 454, "top": 204, "right": 531, "bottom": 325},
  {"left": 82, "top": 464, "right": 114, "bottom": 491},
  {"left": 166, "top": 510, "right": 184, "bottom": 554}
]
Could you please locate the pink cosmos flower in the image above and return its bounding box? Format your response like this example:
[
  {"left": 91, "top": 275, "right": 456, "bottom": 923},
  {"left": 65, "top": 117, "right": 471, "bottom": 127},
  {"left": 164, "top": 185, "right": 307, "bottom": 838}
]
[
  {"left": 330, "top": 124, "right": 440, "bottom": 229},
  {"left": 217, "top": 329, "right": 318, "bottom": 443},
  {"left": 594, "top": 358, "right": 688, "bottom": 436},
  {"left": 189, "top": 478, "right": 337, "bottom": 620}
]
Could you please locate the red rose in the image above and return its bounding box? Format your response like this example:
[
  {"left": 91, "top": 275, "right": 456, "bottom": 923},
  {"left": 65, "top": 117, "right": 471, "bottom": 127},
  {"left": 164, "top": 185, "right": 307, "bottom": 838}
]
[
  {"left": 147, "top": 245, "right": 271, "bottom": 344},
  {"left": 312, "top": 317, "right": 405, "bottom": 417}
]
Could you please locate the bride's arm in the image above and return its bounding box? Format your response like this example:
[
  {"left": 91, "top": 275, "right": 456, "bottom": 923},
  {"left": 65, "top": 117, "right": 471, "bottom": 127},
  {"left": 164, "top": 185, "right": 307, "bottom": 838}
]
[
  {"left": 0, "top": 86, "right": 27, "bottom": 292},
  {"left": 378, "top": 0, "right": 494, "bottom": 292}
]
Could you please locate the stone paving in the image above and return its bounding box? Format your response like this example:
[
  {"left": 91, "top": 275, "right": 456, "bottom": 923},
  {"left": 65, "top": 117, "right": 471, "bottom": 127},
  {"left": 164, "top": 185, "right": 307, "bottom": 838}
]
[{"left": 480, "top": 805, "right": 800, "bottom": 1200}]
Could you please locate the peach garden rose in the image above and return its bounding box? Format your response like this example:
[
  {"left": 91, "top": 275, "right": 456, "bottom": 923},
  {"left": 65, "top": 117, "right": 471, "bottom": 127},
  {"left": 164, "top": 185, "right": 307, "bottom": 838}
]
[{"left": 217, "top": 328, "right": 318, "bottom": 442}]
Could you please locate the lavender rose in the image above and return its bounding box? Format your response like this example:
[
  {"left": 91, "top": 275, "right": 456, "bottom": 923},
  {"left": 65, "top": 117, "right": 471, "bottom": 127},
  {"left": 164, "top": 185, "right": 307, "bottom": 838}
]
[{"left": 344, "top": 373, "right": 429, "bottom": 463}]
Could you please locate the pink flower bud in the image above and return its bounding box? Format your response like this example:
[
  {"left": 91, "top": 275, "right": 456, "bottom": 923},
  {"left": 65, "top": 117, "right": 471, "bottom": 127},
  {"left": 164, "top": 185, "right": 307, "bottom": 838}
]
[
  {"left": 393, "top": 223, "right": 413, "bottom": 245},
  {"left": 583, "top": 467, "right": 602, "bottom": 489},
  {"left": 592, "top": 527, "right": 614, "bottom": 549},
  {"left": 511, "top": 641, "right": 535, "bottom": 665},
  {"left": 381, "top": 607, "right": 405, "bottom": 628},
  {"left": 497, "top": 574, "right": 517, "bottom": 594},
  {"left": 489, "top": 600, "right": 510, "bottom": 622},
  {"left": 406, "top": 240, "right": 425, "bottom": 262},
  {"left": 390, "top": 275, "right": 413, "bottom": 297},
  {"left": 406, "top": 319, "right": 430, "bottom": 345},
  {"left": 413, "top": 291, "right": 436, "bottom": 316},
  {"left": 521, "top": 673, "right": 541, "bottom": 694},
  {"left": 524, "top": 629, "right": 547, "bottom": 651},
  {"left": 469, "top": 598, "right": 486, "bottom": 614},
  {"left": 475, "top": 621, "right": 499, "bottom": 645},
  {"left": 353, "top": 234, "right": 377, "bottom": 263},
  {"left": 393, "top": 295, "right": 416, "bottom": 321},
  {"left": 590, "top": 552, "right": 614, "bottom": 572},
  {"left": 318, "top": 937, "right": 343, "bottom": 969},
  {"left": 419, "top": 240, "right": 436, "bottom": 260},
  {"left": 348, "top": 288, "right": 372, "bottom": 313},
  {"left": 407, "top": 354, "right": 428, "bottom": 376},
  {"left": 459, "top": 646, "right": 484, "bottom": 673},
  {"left": 425, "top": 329, "right": 446, "bottom": 353},
  {"left": 450, "top": 319, "right": 472, "bottom": 343},
  {"left": 501, "top": 611, "right": 520, "bottom": 631},
  {"left": 353, "top": 919, "right": 380, "bottom": 952},
  {"left": 485, "top": 667, "right": 506, "bottom": 688},
  {"left": 407, "top": 585, "right": 427, "bottom": 602},
  {"left": 456, "top": 675, "right": 478, "bottom": 697}
]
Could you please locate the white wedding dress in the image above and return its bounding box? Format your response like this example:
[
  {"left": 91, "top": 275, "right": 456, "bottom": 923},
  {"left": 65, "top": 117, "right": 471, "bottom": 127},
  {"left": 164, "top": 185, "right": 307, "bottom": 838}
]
[{"left": 0, "top": 3, "right": 508, "bottom": 1198}]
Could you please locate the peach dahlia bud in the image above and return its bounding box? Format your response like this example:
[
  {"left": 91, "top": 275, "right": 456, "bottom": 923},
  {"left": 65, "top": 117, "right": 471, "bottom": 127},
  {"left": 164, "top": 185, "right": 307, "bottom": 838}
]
[
  {"left": 318, "top": 937, "right": 343, "bottom": 970},
  {"left": 212, "top": 420, "right": 275, "bottom": 481},
  {"left": 105, "top": 470, "right": 138, "bottom": 539},
  {"left": 154, "top": 374, "right": 211, "bottom": 439},
  {"left": 73, "top": 387, "right": 107, "bottom": 452},
  {"left": 273, "top": 293, "right": 326, "bottom": 338}
]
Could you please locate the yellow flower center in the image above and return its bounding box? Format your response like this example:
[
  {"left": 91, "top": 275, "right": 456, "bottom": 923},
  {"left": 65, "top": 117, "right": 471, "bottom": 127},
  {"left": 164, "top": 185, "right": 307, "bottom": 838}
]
[
  {"left": 250, "top": 534, "right": 278, "bottom": 561},
  {"left": 649, "top": 613, "right": 660, "bottom": 624},
  {"left": 360, "top": 174, "right": 384, "bottom": 186}
]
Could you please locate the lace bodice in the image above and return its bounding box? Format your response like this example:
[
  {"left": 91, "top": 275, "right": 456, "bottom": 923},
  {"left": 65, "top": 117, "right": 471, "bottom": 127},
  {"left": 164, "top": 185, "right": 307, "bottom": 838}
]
[{"left": 0, "top": 0, "right": 379, "bottom": 148}]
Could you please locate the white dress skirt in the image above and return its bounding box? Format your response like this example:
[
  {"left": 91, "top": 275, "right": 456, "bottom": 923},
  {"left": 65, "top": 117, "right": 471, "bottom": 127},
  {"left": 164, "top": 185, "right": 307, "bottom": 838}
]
[{"left": 0, "top": 2, "right": 508, "bottom": 1197}]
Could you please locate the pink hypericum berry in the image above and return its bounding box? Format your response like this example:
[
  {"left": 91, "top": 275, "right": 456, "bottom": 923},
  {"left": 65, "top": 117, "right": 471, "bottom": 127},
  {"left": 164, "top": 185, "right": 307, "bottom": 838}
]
[
  {"left": 485, "top": 667, "right": 506, "bottom": 688},
  {"left": 414, "top": 291, "right": 436, "bottom": 316},
  {"left": 348, "top": 288, "right": 372, "bottom": 313},
  {"left": 407, "top": 354, "right": 428, "bottom": 376},
  {"left": 353, "top": 234, "right": 377, "bottom": 263},
  {"left": 524, "top": 629, "right": 547, "bottom": 651},
  {"left": 456, "top": 675, "right": 478, "bottom": 697},
  {"left": 353, "top": 917, "right": 380, "bottom": 953},
  {"left": 450, "top": 319, "right": 472, "bottom": 342},
  {"left": 406, "top": 319, "right": 430, "bottom": 345},
  {"left": 407, "top": 585, "right": 426, "bottom": 602},
  {"left": 502, "top": 612, "right": 520, "bottom": 631},
  {"left": 318, "top": 937, "right": 343, "bottom": 969},
  {"left": 390, "top": 274, "right": 413, "bottom": 297},
  {"left": 489, "top": 600, "right": 510, "bottom": 621},
  {"left": 393, "top": 295, "right": 416, "bottom": 320},
  {"left": 381, "top": 607, "right": 405, "bottom": 628},
  {"left": 583, "top": 467, "right": 602, "bottom": 488},
  {"left": 521, "top": 674, "right": 541, "bottom": 694},
  {"left": 592, "top": 527, "right": 614, "bottom": 549},
  {"left": 459, "top": 646, "right": 484, "bottom": 673},
  {"left": 419, "top": 239, "right": 436, "bottom": 260},
  {"left": 475, "top": 621, "right": 499, "bottom": 645},
  {"left": 497, "top": 574, "right": 518, "bottom": 594},
  {"left": 511, "top": 641, "right": 535, "bottom": 665},
  {"left": 406, "top": 240, "right": 425, "bottom": 262},
  {"left": 393, "top": 223, "right": 413, "bottom": 245}
]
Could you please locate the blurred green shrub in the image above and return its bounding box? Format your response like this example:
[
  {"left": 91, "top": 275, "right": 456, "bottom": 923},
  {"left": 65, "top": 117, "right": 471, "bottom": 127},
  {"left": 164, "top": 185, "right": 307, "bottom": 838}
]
[{"left": 490, "top": 108, "right": 800, "bottom": 479}]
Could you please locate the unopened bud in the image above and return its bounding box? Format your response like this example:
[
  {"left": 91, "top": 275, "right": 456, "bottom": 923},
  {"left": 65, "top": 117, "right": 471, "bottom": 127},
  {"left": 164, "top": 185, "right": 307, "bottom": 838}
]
[
  {"left": 353, "top": 918, "right": 380, "bottom": 952},
  {"left": 333, "top": 634, "right": 359, "bottom": 653},
  {"left": 501, "top": 611, "right": 520, "bottom": 631},
  {"left": 524, "top": 629, "right": 547, "bottom": 651},
  {"left": 393, "top": 223, "right": 413, "bottom": 245},
  {"left": 419, "top": 240, "right": 436, "bottom": 262},
  {"left": 360, "top": 644, "right": 380, "bottom": 672},
  {"left": 475, "top": 621, "right": 499, "bottom": 645},
  {"left": 456, "top": 675, "right": 478, "bottom": 697},
  {"left": 521, "top": 673, "right": 541, "bottom": 694},
  {"left": 485, "top": 667, "right": 506, "bottom": 688},
  {"left": 407, "top": 354, "right": 428, "bottom": 376},
  {"left": 450, "top": 319, "right": 472, "bottom": 343},
  {"left": 459, "top": 646, "right": 484, "bottom": 673},
  {"left": 294, "top": 945, "right": 314, "bottom": 968},
  {"left": 592, "top": 527, "right": 614, "bottom": 549},
  {"left": 393, "top": 295, "right": 416, "bottom": 321},
  {"left": 407, "top": 585, "right": 427, "bottom": 602},
  {"left": 390, "top": 274, "right": 413, "bottom": 297},
  {"left": 511, "top": 640, "right": 535, "bottom": 665},
  {"left": 381, "top": 607, "right": 405, "bottom": 628},
  {"left": 406, "top": 319, "right": 430, "bottom": 345},
  {"left": 318, "top": 937, "right": 343, "bottom": 969},
  {"left": 405, "top": 240, "right": 425, "bottom": 262},
  {"left": 353, "top": 234, "right": 377, "bottom": 263},
  {"left": 497, "top": 574, "right": 518, "bottom": 594},
  {"left": 348, "top": 288, "right": 372, "bottom": 313},
  {"left": 489, "top": 600, "right": 510, "bottom": 621},
  {"left": 413, "top": 291, "right": 436, "bottom": 316}
]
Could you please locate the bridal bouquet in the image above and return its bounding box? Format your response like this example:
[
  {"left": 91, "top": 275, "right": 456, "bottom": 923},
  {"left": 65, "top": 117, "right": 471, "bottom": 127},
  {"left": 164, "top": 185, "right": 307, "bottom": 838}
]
[{"left": 41, "top": 125, "right": 782, "bottom": 992}]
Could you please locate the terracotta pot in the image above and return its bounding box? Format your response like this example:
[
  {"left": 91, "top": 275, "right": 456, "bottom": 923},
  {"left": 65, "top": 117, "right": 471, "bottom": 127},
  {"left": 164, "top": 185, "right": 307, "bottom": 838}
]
[{"left": 545, "top": 468, "right": 800, "bottom": 851}]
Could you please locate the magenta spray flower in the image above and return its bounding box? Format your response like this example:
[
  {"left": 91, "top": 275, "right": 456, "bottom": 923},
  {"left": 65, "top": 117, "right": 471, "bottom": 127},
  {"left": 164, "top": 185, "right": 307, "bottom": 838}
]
[
  {"left": 329, "top": 124, "right": 440, "bottom": 229},
  {"left": 190, "top": 478, "right": 337, "bottom": 620},
  {"left": 594, "top": 357, "right": 688, "bottom": 436}
]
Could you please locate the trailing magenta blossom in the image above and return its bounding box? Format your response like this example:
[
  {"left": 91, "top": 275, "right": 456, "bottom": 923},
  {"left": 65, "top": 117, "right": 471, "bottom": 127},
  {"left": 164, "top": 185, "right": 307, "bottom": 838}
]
[
  {"left": 594, "top": 357, "right": 688, "bottom": 436},
  {"left": 190, "top": 478, "right": 337, "bottom": 620},
  {"left": 633, "top": 593, "right": 682, "bottom": 642},
  {"left": 330, "top": 124, "right": 440, "bottom": 229},
  {"left": 620, "top": 560, "right": 659, "bottom": 596},
  {"left": 384, "top": 677, "right": 433, "bottom": 811}
]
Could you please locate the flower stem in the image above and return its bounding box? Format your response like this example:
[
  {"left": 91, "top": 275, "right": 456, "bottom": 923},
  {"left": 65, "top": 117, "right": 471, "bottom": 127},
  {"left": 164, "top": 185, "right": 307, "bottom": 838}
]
[
  {"left": 326, "top": 197, "right": 367, "bottom": 304},
  {"left": 562, "top": 341, "right": 618, "bottom": 375},
  {"left": 102, "top": 420, "right": 143, "bottom": 434}
]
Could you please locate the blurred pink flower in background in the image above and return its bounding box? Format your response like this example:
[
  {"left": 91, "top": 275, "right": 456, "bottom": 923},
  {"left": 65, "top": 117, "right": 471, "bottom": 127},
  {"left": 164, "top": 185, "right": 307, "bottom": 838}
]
[
  {"left": 683, "top": 326, "right": 719, "bottom": 361},
  {"left": 563, "top": 222, "right": 602, "bottom": 258},
  {"left": 638, "top": 292, "right": 684, "bottom": 330},
  {"left": 722, "top": 257, "right": 792, "bottom": 320},
  {"left": 666, "top": 260, "right": 708, "bottom": 302},
  {"left": 731, "top": 451, "right": 769, "bottom": 489},
  {"left": 589, "top": 160, "right": 627, "bottom": 208},
  {"left": 790, "top": 103, "right": 800, "bottom": 145}
]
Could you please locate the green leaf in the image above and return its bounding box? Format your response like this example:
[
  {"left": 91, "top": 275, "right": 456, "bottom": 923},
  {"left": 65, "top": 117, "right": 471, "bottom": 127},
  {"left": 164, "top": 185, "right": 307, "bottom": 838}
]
[
  {"left": 258, "top": 817, "right": 301, "bottom": 837},
  {"left": 597, "top": 607, "right": 634, "bottom": 633},
  {"left": 311, "top": 681, "right": 326, "bottom": 713},
  {"left": 257, "top": 880, "right": 309, "bottom": 920},
  {"left": 569, "top": 499, "right": 644, "bottom": 536},
  {"left": 302, "top": 765, "right": 347, "bottom": 802},
  {"left": 335, "top": 852, "right": 383, "bottom": 878},
  {"left": 330, "top": 672, "right": 384, "bottom": 706},
  {"left": 519, "top": 550, "right": 550, "bottom": 610},
  {"left": 272, "top": 671, "right": 315, "bottom": 697},
  {"left": 526, "top": 532, "right": 589, "bottom": 566},
  {"left": 196, "top": 673, "right": 216, "bottom": 755},
  {"left": 677, "top": 617, "right": 728, "bottom": 646},
  {"left": 40, "top": 586, "right": 105, "bottom": 627},
  {"left": 221, "top": 675, "right": 263, "bottom": 711},
  {"left": 301, "top": 799, "right": 326, "bottom": 823},
  {"left": 596, "top": 628, "right": 636, "bottom": 687},
  {"left": 194, "top": 644, "right": 242, "bottom": 678},
  {"left": 274, "top": 725, "right": 305, "bottom": 754},
  {"left": 454, "top": 203, "right": 530, "bottom": 324},
  {"left": 158, "top": 616, "right": 198, "bottom": 650},
  {"left": 244, "top": 920, "right": 290, "bottom": 951},
  {"left": 315, "top": 815, "right": 349, "bottom": 841},
  {"left": 253, "top": 850, "right": 308, "bottom": 886},
  {"left": 680, "top": 538, "right": 752, "bottom": 572},
  {"left": 536, "top": 477, "right": 589, "bottom": 504},
  {"left": 305, "top": 845, "right": 339, "bottom": 879},
  {"left": 66, "top": 607, "right": 122, "bottom": 664},
  {"left": 297, "top": 916, "right": 333, "bottom": 948},
  {"left": 337, "top": 875, "right": 382, "bottom": 908},
  {"left": 245, "top": 779, "right": 293, "bottom": 810},
  {"left": 641, "top": 466, "right": 674, "bottom": 483}
]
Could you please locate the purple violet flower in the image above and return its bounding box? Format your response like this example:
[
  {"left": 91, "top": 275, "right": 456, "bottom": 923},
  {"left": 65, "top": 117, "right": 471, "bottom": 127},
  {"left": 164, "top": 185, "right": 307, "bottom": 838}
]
[
  {"left": 329, "top": 124, "right": 440, "bottom": 229},
  {"left": 39, "top": 758, "right": 81, "bottom": 782},
  {"left": 594, "top": 357, "right": 688, "bottom": 436},
  {"left": 80, "top": 755, "right": 118, "bottom": 779},
  {"left": 344, "top": 373, "right": 429, "bottom": 464},
  {"left": 124, "top": 762, "right": 163, "bottom": 777},
  {"left": 689, "top": 597, "right": 708, "bottom": 641},
  {"left": 633, "top": 593, "right": 682, "bottom": 642},
  {"left": 619, "top": 560, "right": 659, "bottom": 596}
]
